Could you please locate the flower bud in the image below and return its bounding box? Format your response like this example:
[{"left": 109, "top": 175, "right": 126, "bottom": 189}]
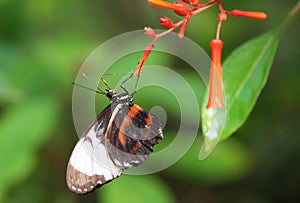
[
  {"left": 160, "top": 16, "right": 173, "bottom": 28},
  {"left": 144, "top": 26, "right": 155, "bottom": 37},
  {"left": 218, "top": 13, "right": 227, "bottom": 22},
  {"left": 173, "top": 2, "right": 190, "bottom": 16},
  {"left": 183, "top": 0, "right": 200, "bottom": 7}
]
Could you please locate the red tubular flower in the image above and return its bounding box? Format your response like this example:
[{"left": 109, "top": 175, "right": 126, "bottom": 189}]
[
  {"left": 148, "top": 0, "right": 178, "bottom": 10},
  {"left": 206, "top": 39, "right": 225, "bottom": 109},
  {"left": 148, "top": 0, "right": 190, "bottom": 16},
  {"left": 160, "top": 16, "right": 174, "bottom": 28},
  {"left": 226, "top": 10, "right": 267, "bottom": 20},
  {"left": 134, "top": 44, "right": 153, "bottom": 77}
]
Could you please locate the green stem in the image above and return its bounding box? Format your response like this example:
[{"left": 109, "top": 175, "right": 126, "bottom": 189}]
[{"left": 275, "top": 1, "right": 300, "bottom": 37}]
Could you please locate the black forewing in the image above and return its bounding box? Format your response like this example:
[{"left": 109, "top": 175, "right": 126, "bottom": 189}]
[{"left": 80, "top": 104, "right": 112, "bottom": 140}]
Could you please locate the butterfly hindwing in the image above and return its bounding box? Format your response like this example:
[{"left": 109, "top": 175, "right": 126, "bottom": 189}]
[{"left": 66, "top": 105, "right": 122, "bottom": 194}]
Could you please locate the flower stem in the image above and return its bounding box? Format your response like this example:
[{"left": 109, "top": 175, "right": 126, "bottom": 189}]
[
  {"left": 275, "top": 1, "right": 300, "bottom": 37},
  {"left": 134, "top": 1, "right": 216, "bottom": 76}
]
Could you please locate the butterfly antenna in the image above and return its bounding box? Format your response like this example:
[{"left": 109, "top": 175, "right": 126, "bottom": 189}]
[
  {"left": 100, "top": 77, "right": 112, "bottom": 91},
  {"left": 81, "top": 73, "right": 105, "bottom": 93},
  {"left": 71, "top": 82, "right": 104, "bottom": 94},
  {"left": 101, "top": 73, "right": 127, "bottom": 91}
]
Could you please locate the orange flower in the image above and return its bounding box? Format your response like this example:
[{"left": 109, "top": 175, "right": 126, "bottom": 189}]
[
  {"left": 206, "top": 39, "right": 225, "bottom": 109},
  {"left": 227, "top": 10, "right": 267, "bottom": 20},
  {"left": 148, "top": 0, "right": 190, "bottom": 16}
]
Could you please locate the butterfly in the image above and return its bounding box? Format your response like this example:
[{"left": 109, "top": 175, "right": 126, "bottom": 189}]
[{"left": 66, "top": 88, "right": 163, "bottom": 194}]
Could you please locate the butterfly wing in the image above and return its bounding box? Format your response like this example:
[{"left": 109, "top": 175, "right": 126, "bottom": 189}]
[
  {"left": 105, "top": 103, "right": 163, "bottom": 169},
  {"left": 66, "top": 102, "right": 163, "bottom": 194},
  {"left": 66, "top": 105, "right": 122, "bottom": 194}
]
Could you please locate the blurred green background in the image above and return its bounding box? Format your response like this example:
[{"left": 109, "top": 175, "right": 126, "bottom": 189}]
[{"left": 0, "top": 0, "right": 299, "bottom": 203}]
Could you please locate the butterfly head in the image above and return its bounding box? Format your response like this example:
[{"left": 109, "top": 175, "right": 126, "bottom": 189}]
[{"left": 105, "top": 89, "right": 114, "bottom": 98}]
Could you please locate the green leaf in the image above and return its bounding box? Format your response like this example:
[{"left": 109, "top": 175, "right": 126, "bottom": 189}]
[
  {"left": 0, "top": 75, "right": 24, "bottom": 103},
  {"left": 0, "top": 97, "right": 58, "bottom": 197},
  {"left": 221, "top": 31, "right": 279, "bottom": 140},
  {"left": 99, "top": 175, "right": 176, "bottom": 203}
]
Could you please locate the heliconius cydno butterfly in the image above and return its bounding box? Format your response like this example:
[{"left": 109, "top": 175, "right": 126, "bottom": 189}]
[{"left": 66, "top": 87, "right": 163, "bottom": 194}]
